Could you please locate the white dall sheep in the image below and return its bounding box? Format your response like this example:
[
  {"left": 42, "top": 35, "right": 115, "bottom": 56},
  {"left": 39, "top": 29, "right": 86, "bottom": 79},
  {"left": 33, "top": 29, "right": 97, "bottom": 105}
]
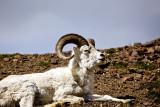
[{"left": 0, "top": 34, "right": 133, "bottom": 107}]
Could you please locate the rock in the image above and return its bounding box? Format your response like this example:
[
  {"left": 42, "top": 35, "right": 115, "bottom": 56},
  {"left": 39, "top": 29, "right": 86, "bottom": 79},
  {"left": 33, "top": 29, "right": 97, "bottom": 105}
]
[
  {"left": 134, "top": 74, "right": 142, "bottom": 80},
  {"left": 51, "top": 59, "right": 58, "bottom": 64},
  {"left": 128, "top": 56, "right": 137, "bottom": 62},
  {"left": 122, "top": 73, "right": 142, "bottom": 82},
  {"left": 147, "top": 47, "right": 154, "bottom": 53},
  {"left": 136, "top": 69, "right": 145, "bottom": 74},
  {"left": 143, "top": 102, "right": 152, "bottom": 106},
  {"left": 13, "top": 59, "right": 19, "bottom": 62},
  {"left": 133, "top": 42, "right": 142, "bottom": 47},
  {"left": 142, "top": 56, "right": 150, "bottom": 63},
  {"left": 3, "top": 58, "right": 10, "bottom": 62},
  {"left": 157, "top": 58, "right": 160, "bottom": 64},
  {"left": 143, "top": 71, "right": 152, "bottom": 81},
  {"left": 131, "top": 50, "right": 139, "bottom": 57},
  {"left": 121, "top": 76, "right": 134, "bottom": 82},
  {"left": 155, "top": 46, "right": 160, "bottom": 52}
]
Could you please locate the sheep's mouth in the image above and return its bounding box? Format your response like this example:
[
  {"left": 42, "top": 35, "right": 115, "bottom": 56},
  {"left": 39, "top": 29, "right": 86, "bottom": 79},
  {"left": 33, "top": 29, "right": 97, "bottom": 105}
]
[{"left": 98, "top": 58, "right": 105, "bottom": 61}]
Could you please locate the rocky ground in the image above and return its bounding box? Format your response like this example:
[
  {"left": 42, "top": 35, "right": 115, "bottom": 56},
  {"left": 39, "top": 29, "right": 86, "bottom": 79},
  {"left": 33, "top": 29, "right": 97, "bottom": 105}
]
[{"left": 0, "top": 38, "right": 160, "bottom": 107}]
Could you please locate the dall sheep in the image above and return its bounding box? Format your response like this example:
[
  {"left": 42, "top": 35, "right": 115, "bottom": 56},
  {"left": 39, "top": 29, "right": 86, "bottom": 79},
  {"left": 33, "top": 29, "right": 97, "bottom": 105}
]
[{"left": 0, "top": 34, "right": 133, "bottom": 107}]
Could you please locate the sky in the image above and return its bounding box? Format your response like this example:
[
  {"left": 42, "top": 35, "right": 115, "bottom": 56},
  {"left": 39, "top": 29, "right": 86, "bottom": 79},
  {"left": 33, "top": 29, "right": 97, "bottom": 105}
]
[{"left": 0, "top": 0, "right": 160, "bottom": 54}]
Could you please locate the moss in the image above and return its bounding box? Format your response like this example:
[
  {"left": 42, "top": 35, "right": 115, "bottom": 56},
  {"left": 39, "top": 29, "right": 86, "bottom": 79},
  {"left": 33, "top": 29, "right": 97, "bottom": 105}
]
[
  {"left": 143, "top": 80, "right": 160, "bottom": 103},
  {"left": 146, "top": 80, "right": 160, "bottom": 89},
  {"left": 112, "top": 61, "right": 128, "bottom": 69},
  {"left": 148, "top": 91, "right": 160, "bottom": 103},
  {"left": 135, "top": 61, "right": 156, "bottom": 70},
  {"left": 38, "top": 61, "right": 50, "bottom": 68},
  {"left": 0, "top": 53, "right": 23, "bottom": 59},
  {"left": 105, "top": 48, "right": 117, "bottom": 54},
  {"left": 0, "top": 54, "right": 15, "bottom": 59}
]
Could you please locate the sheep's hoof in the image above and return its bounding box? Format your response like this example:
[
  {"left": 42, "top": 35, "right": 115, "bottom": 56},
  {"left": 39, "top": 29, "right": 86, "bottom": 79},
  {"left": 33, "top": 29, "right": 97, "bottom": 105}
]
[
  {"left": 44, "top": 101, "right": 77, "bottom": 107},
  {"left": 119, "top": 99, "right": 135, "bottom": 107},
  {"left": 44, "top": 101, "right": 70, "bottom": 107},
  {"left": 44, "top": 98, "right": 84, "bottom": 107}
]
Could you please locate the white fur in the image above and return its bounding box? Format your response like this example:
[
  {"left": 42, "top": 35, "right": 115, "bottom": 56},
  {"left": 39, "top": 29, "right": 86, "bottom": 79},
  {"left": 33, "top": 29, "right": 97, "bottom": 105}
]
[{"left": 0, "top": 45, "right": 133, "bottom": 107}]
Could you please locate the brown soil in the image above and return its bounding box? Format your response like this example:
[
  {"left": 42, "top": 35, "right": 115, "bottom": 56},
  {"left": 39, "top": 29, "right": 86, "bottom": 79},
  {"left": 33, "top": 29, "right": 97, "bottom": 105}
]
[{"left": 0, "top": 38, "right": 160, "bottom": 107}]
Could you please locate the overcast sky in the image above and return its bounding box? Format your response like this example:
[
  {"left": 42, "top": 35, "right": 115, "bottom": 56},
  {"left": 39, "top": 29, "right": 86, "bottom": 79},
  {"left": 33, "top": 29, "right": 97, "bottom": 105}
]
[{"left": 0, "top": 0, "right": 160, "bottom": 54}]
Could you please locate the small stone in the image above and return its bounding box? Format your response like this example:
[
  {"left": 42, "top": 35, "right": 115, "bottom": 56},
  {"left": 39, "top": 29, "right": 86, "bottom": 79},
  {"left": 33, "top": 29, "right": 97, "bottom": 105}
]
[
  {"left": 157, "top": 58, "right": 160, "bottom": 64},
  {"left": 13, "top": 59, "right": 18, "bottom": 62},
  {"left": 142, "top": 56, "right": 150, "bottom": 63},
  {"left": 155, "top": 46, "right": 160, "bottom": 52},
  {"left": 147, "top": 47, "right": 154, "bottom": 53},
  {"left": 143, "top": 102, "right": 152, "bottom": 106},
  {"left": 131, "top": 50, "right": 139, "bottom": 57},
  {"left": 51, "top": 59, "right": 58, "bottom": 64},
  {"left": 134, "top": 74, "right": 142, "bottom": 80},
  {"left": 133, "top": 42, "right": 142, "bottom": 46},
  {"left": 3, "top": 58, "right": 10, "bottom": 62},
  {"left": 136, "top": 69, "right": 145, "bottom": 74},
  {"left": 121, "top": 76, "right": 134, "bottom": 82},
  {"left": 128, "top": 56, "right": 137, "bottom": 62}
]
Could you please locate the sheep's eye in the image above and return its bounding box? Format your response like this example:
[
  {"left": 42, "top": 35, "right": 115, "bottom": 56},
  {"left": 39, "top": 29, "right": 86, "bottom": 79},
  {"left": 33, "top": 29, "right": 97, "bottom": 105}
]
[{"left": 84, "top": 50, "right": 90, "bottom": 53}]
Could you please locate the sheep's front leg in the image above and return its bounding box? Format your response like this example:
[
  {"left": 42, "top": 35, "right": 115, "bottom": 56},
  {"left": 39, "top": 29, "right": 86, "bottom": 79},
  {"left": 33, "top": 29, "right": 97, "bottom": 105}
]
[
  {"left": 45, "top": 95, "right": 84, "bottom": 107},
  {"left": 19, "top": 95, "right": 35, "bottom": 107},
  {"left": 53, "top": 95, "right": 84, "bottom": 104},
  {"left": 19, "top": 81, "right": 38, "bottom": 107},
  {"left": 85, "top": 94, "right": 134, "bottom": 103}
]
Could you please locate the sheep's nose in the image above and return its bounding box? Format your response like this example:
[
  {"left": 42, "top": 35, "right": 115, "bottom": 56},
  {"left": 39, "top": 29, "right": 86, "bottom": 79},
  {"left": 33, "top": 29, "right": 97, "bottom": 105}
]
[{"left": 100, "top": 53, "right": 105, "bottom": 57}]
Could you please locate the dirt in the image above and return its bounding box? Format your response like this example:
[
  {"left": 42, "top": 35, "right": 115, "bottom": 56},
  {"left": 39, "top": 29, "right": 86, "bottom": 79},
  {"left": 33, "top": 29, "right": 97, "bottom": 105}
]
[{"left": 0, "top": 38, "right": 160, "bottom": 107}]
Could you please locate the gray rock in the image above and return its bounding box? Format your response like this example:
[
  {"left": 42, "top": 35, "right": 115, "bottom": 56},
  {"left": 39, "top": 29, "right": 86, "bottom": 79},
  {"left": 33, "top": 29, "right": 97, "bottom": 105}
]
[
  {"left": 131, "top": 50, "right": 139, "bottom": 57},
  {"left": 3, "top": 58, "right": 10, "bottom": 62},
  {"left": 51, "top": 59, "right": 58, "bottom": 64},
  {"left": 155, "top": 46, "right": 160, "bottom": 52},
  {"left": 13, "top": 59, "right": 18, "bottom": 62}
]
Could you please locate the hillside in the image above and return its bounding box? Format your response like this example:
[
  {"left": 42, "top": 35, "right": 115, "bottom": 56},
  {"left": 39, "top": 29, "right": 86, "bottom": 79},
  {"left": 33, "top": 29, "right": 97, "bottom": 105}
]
[{"left": 0, "top": 38, "right": 160, "bottom": 107}]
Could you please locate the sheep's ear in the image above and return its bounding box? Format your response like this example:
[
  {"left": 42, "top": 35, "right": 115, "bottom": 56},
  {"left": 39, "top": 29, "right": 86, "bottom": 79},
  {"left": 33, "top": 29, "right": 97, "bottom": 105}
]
[
  {"left": 87, "top": 38, "right": 95, "bottom": 47},
  {"left": 73, "top": 47, "right": 81, "bottom": 62}
]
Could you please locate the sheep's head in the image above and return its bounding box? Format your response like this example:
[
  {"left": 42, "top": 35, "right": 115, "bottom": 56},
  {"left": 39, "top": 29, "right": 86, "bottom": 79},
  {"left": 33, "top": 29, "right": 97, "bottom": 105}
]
[
  {"left": 56, "top": 33, "right": 105, "bottom": 69},
  {"left": 73, "top": 45, "right": 105, "bottom": 69}
]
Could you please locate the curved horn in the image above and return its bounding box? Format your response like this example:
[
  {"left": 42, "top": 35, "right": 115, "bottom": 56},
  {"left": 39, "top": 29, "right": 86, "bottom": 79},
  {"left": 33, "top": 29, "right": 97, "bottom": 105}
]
[{"left": 55, "top": 33, "right": 89, "bottom": 59}]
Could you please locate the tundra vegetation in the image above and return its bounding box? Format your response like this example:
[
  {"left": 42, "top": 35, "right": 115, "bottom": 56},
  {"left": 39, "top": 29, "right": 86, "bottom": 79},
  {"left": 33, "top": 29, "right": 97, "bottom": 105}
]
[{"left": 0, "top": 37, "right": 160, "bottom": 107}]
